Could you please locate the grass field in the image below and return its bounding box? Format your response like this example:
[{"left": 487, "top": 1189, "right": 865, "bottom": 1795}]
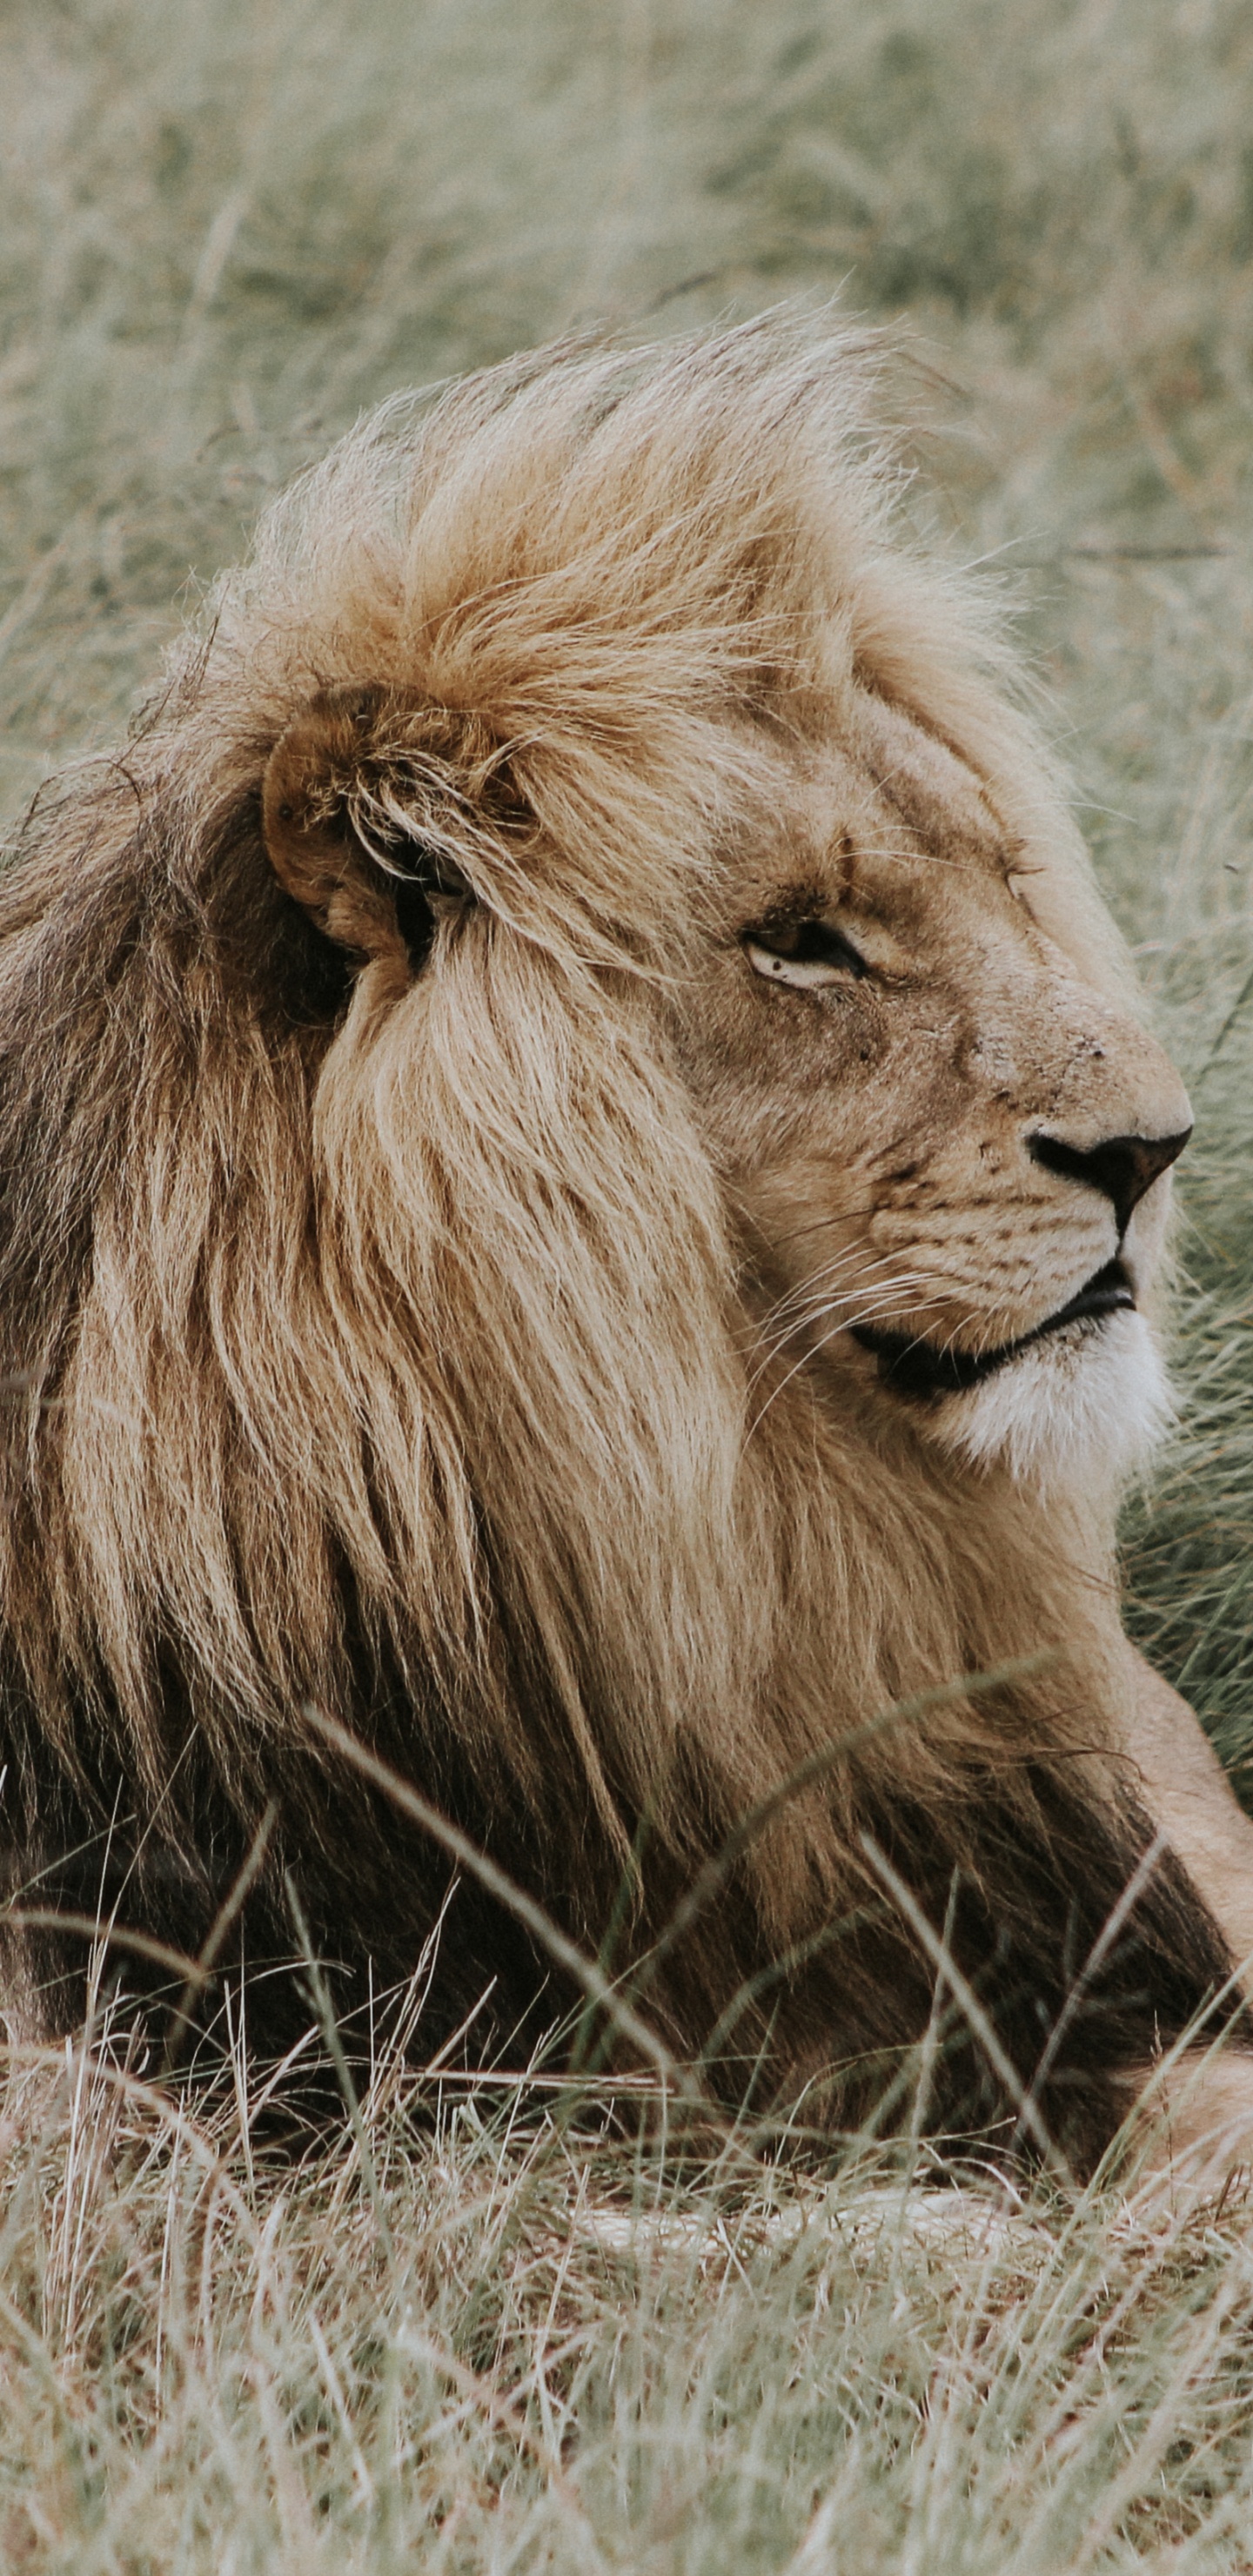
[{"left": 5, "top": 0, "right": 1253, "bottom": 2565}]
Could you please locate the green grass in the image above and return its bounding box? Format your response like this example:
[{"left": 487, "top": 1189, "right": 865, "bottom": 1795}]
[{"left": 5, "top": 0, "right": 1253, "bottom": 2564}]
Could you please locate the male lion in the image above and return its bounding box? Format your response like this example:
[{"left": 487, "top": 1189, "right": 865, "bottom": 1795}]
[{"left": 3, "top": 320, "right": 1252, "bottom": 2180}]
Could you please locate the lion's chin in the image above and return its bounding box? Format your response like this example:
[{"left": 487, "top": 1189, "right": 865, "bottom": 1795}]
[{"left": 928, "top": 1307, "right": 1174, "bottom": 1493}]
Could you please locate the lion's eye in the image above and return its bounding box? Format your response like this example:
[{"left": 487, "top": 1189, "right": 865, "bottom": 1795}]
[{"left": 742, "top": 918, "right": 867, "bottom": 989}]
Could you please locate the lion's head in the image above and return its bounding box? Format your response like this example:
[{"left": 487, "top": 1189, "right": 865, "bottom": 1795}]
[{"left": 0, "top": 321, "right": 1227, "bottom": 2167}]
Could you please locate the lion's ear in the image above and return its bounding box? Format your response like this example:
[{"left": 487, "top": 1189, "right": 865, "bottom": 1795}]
[{"left": 261, "top": 684, "right": 467, "bottom": 972}]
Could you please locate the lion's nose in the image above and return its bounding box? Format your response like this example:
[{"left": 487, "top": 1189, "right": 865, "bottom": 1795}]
[{"left": 1027, "top": 1127, "right": 1192, "bottom": 1237}]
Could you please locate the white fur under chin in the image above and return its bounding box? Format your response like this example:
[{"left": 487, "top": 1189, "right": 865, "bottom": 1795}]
[{"left": 931, "top": 1310, "right": 1175, "bottom": 1495}]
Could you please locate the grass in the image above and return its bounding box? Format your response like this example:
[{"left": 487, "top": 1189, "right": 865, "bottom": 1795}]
[
  {"left": 9, "top": 2043, "right": 1253, "bottom": 2576},
  {"left": 4, "top": 0, "right": 1253, "bottom": 2563}
]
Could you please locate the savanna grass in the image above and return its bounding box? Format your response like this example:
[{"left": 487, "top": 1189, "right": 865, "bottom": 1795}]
[
  {"left": 6, "top": 2025, "right": 1253, "bottom": 2573},
  {"left": 3, "top": 0, "right": 1253, "bottom": 2565}
]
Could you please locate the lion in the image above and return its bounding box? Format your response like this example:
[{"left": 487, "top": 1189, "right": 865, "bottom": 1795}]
[{"left": 3, "top": 317, "right": 1253, "bottom": 2181}]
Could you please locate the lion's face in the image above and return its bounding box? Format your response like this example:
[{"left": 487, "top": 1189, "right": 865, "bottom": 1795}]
[
  {"left": 681, "top": 687, "right": 1191, "bottom": 1488},
  {"left": 265, "top": 666, "right": 1189, "bottom": 1499}
]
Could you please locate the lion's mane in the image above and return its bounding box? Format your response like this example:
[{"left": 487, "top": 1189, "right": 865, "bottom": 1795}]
[{"left": 0, "top": 321, "right": 1231, "bottom": 2165}]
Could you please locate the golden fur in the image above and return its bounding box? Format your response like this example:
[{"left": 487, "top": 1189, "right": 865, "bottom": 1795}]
[{"left": 0, "top": 318, "right": 1248, "bottom": 2170}]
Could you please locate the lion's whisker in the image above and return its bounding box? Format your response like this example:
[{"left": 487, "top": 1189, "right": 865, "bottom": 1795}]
[
  {"left": 748, "top": 1259, "right": 936, "bottom": 1381},
  {"left": 754, "top": 1244, "right": 924, "bottom": 1346},
  {"left": 750, "top": 1270, "right": 932, "bottom": 1360},
  {"left": 748, "top": 1285, "right": 932, "bottom": 1388},
  {"left": 746, "top": 1287, "right": 950, "bottom": 1432}
]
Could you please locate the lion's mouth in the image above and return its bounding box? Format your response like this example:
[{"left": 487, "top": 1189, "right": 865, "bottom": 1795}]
[{"left": 850, "top": 1258, "right": 1136, "bottom": 1401}]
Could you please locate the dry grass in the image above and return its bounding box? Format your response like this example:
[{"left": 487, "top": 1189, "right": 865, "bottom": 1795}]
[
  {"left": 4, "top": 0, "right": 1253, "bottom": 2564},
  {"left": 7, "top": 2034, "right": 1253, "bottom": 2575}
]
